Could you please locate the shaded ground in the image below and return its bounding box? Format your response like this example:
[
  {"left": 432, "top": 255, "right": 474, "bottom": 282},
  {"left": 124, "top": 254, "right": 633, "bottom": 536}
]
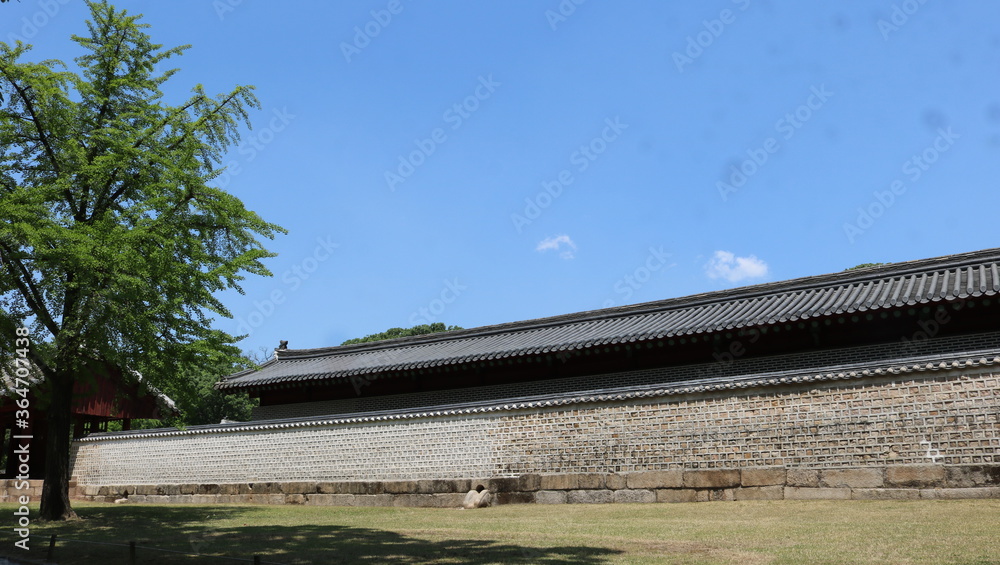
[{"left": 0, "top": 500, "right": 997, "bottom": 564}]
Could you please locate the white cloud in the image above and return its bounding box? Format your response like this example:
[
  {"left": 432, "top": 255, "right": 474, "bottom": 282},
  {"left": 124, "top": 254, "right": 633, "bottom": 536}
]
[
  {"left": 705, "top": 250, "right": 768, "bottom": 283},
  {"left": 536, "top": 234, "right": 577, "bottom": 259}
]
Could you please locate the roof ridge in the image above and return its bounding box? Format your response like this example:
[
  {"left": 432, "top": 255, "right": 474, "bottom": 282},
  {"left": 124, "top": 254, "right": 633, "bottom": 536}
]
[{"left": 276, "top": 247, "right": 1000, "bottom": 360}]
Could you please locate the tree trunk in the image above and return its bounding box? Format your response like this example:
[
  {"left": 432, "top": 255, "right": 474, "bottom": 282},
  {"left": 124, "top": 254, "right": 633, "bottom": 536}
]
[{"left": 39, "top": 371, "right": 78, "bottom": 521}]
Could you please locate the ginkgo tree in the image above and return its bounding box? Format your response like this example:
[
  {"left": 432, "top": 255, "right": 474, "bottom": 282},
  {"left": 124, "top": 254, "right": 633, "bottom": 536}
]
[{"left": 0, "top": 1, "right": 285, "bottom": 520}]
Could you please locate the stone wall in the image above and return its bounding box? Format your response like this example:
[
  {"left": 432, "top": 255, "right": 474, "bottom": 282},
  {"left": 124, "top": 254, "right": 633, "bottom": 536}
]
[
  {"left": 71, "top": 465, "right": 1000, "bottom": 506},
  {"left": 70, "top": 365, "right": 1000, "bottom": 494}
]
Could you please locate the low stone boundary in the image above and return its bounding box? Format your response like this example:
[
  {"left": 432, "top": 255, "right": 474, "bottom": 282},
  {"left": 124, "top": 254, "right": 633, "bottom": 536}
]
[
  {"left": 68, "top": 464, "right": 1000, "bottom": 507},
  {"left": 0, "top": 479, "right": 45, "bottom": 503}
]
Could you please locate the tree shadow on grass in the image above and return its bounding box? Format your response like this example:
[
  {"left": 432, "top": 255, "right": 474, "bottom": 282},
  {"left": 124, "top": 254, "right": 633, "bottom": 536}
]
[{"left": 1, "top": 505, "right": 624, "bottom": 564}]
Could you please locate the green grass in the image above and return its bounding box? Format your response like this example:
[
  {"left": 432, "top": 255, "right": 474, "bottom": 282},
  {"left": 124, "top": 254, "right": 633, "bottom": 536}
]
[{"left": 0, "top": 500, "right": 998, "bottom": 564}]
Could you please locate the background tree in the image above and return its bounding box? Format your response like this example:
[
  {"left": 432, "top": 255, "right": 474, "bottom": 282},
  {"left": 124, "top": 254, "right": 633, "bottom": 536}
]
[
  {"left": 844, "top": 263, "right": 886, "bottom": 271},
  {"left": 0, "top": 1, "right": 283, "bottom": 520},
  {"left": 341, "top": 322, "right": 463, "bottom": 345}
]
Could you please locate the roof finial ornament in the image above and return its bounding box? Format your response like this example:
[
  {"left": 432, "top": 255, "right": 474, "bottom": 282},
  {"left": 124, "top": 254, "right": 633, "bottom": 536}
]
[{"left": 278, "top": 340, "right": 288, "bottom": 351}]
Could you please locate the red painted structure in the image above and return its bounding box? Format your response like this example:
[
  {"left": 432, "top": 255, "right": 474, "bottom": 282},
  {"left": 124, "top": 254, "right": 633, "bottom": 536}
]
[{"left": 0, "top": 367, "right": 171, "bottom": 479}]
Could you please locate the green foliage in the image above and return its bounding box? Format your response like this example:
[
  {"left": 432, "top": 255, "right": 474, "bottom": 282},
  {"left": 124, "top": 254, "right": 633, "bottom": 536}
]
[
  {"left": 108, "top": 357, "right": 258, "bottom": 431},
  {"left": 844, "top": 263, "right": 886, "bottom": 271},
  {"left": 0, "top": 2, "right": 284, "bottom": 517},
  {"left": 341, "top": 323, "right": 463, "bottom": 345},
  {"left": 0, "top": 0, "right": 284, "bottom": 389}
]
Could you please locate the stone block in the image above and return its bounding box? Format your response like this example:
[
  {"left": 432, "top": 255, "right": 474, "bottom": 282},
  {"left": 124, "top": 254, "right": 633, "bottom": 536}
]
[
  {"left": 280, "top": 482, "right": 317, "bottom": 494},
  {"left": 885, "top": 465, "right": 946, "bottom": 488},
  {"left": 161, "top": 484, "right": 181, "bottom": 496},
  {"left": 394, "top": 494, "right": 454, "bottom": 508},
  {"left": 435, "top": 493, "right": 468, "bottom": 507},
  {"left": 339, "top": 481, "right": 384, "bottom": 495},
  {"left": 539, "top": 474, "right": 578, "bottom": 491},
  {"left": 613, "top": 489, "right": 656, "bottom": 504},
  {"left": 414, "top": 480, "right": 438, "bottom": 494},
  {"left": 135, "top": 485, "right": 157, "bottom": 496},
  {"left": 517, "top": 474, "right": 541, "bottom": 492},
  {"left": 656, "top": 489, "right": 697, "bottom": 503},
  {"left": 851, "top": 488, "right": 920, "bottom": 500},
  {"left": 419, "top": 479, "right": 467, "bottom": 493},
  {"left": 218, "top": 484, "right": 240, "bottom": 495},
  {"left": 695, "top": 489, "right": 734, "bottom": 502},
  {"left": 284, "top": 494, "right": 306, "bottom": 504},
  {"left": 248, "top": 482, "right": 279, "bottom": 494},
  {"left": 577, "top": 474, "right": 605, "bottom": 490},
  {"left": 784, "top": 487, "right": 851, "bottom": 500},
  {"left": 605, "top": 474, "right": 627, "bottom": 490},
  {"left": 495, "top": 492, "right": 535, "bottom": 505},
  {"left": 383, "top": 481, "right": 417, "bottom": 494},
  {"left": 919, "top": 487, "right": 1000, "bottom": 500},
  {"left": 352, "top": 494, "right": 394, "bottom": 507},
  {"left": 741, "top": 467, "right": 787, "bottom": 487},
  {"left": 734, "top": 486, "right": 784, "bottom": 500},
  {"left": 627, "top": 470, "right": 684, "bottom": 489},
  {"left": 197, "top": 484, "right": 221, "bottom": 495},
  {"left": 786, "top": 469, "right": 820, "bottom": 487},
  {"left": 683, "top": 470, "right": 740, "bottom": 489},
  {"left": 567, "top": 489, "right": 614, "bottom": 504},
  {"left": 316, "top": 482, "right": 341, "bottom": 494},
  {"left": 535, "top": 490, "right": 568, "bottom": 504},
  {"left": 820, "top": 468, "right": 883, "bottom": 489},
  {"left": 945, "top": 465, "right": 1000, "bottom": 488},
  {"left": 488, "top": 477, "right": 520, "bottom": 493},
  {"left": 387, "top": 494, "right": 433, "bottom": 508}
]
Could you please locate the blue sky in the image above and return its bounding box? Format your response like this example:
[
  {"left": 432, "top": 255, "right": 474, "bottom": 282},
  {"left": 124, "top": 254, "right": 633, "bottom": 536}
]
[{"left": 5, "top": 1, "right": 999, "bottom": 355}]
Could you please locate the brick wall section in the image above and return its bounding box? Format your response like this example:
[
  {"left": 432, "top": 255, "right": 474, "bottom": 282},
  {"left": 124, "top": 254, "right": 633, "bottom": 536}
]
[
  {"left": 71, "top": 416, "right": 500, "bottom": 484},
  {"left": 252, "top": 332, "right": 1000, "bottom": 420},
  {"left": 71, "top": 368, "right": 1000, "bottom": 487},
  {"left": 492, "top": 370, "right": 999, "bottom": 474}
]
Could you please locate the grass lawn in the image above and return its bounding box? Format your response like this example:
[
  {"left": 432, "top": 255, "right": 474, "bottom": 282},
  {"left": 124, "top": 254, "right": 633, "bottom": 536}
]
[{"left": 0, "top": 500, "right": 997, "bottom": 564}]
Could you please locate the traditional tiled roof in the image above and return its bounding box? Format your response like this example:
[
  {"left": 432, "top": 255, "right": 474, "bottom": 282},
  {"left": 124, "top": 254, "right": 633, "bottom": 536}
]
[{"left": 217, "top": 248, "right": 1000, "bottom": 391}]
